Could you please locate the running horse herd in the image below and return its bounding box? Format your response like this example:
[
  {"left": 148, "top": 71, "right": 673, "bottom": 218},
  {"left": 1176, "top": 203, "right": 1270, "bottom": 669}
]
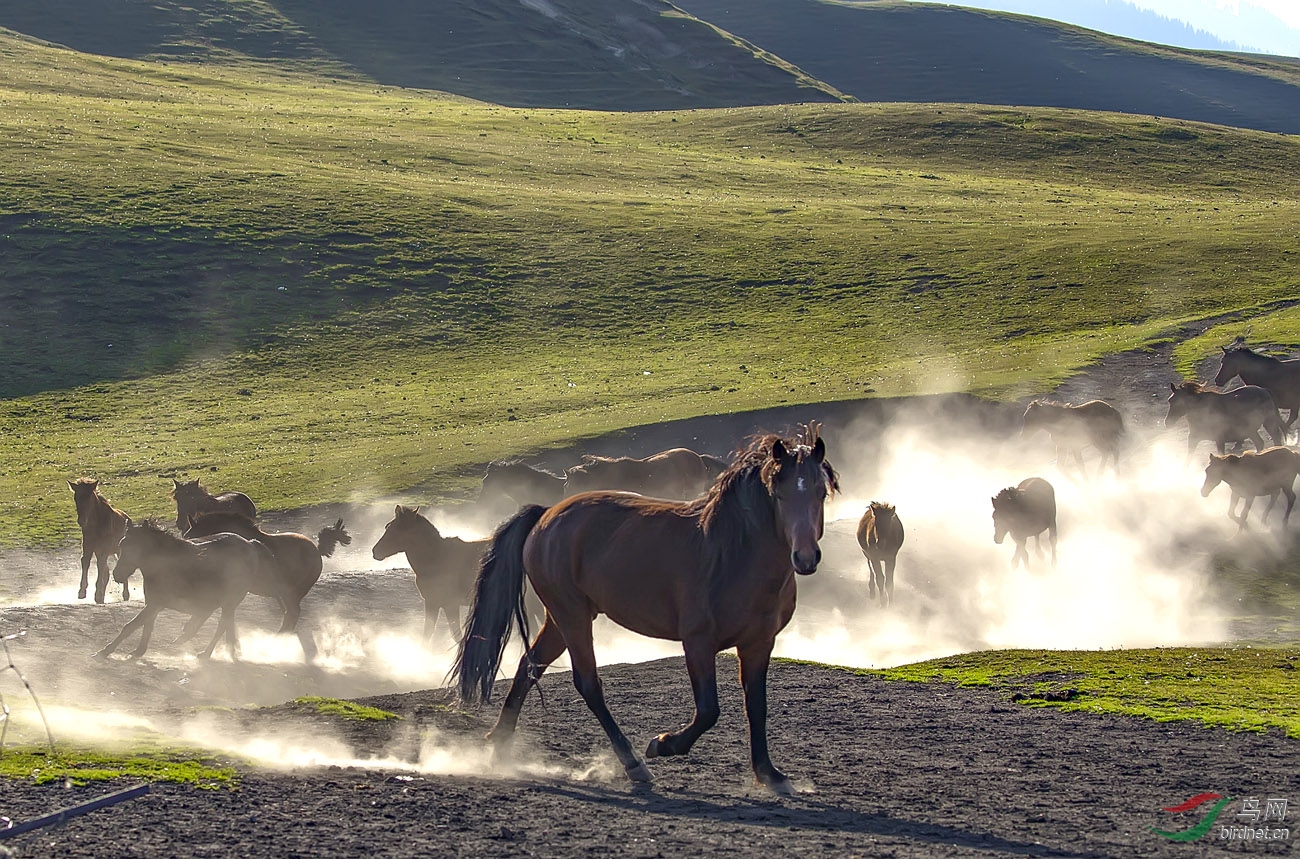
[{"left": 62, "top": 341, "right": 1300, "bottom": 791}]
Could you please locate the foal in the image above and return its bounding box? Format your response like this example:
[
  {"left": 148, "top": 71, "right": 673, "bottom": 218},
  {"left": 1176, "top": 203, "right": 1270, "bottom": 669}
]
[
  {"left": 856, "top": 502, "right": 904, "bottom": 607},
  {"left": 69, "top": 478, "right": 129, "bottom": 603}
]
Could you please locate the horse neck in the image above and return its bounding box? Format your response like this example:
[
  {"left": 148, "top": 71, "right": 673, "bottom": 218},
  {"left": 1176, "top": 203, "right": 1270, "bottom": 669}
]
[
  {"left": 393, "top": 518, "right": 444, "bottom": 565},
  {"left": 701, "top": 478, "right": 788, "bottom": 579}
]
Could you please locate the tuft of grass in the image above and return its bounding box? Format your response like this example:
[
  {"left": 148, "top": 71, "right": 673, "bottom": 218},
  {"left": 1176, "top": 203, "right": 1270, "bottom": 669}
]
[
  {"left": 0, "top": 746, "right": 237, "bottom": 788},
  {"left": 861, "top": 647, "right": 1300, "bottom": 738},
  {"left": 292, "top": 697, "right": 402, "bottom": 722}
]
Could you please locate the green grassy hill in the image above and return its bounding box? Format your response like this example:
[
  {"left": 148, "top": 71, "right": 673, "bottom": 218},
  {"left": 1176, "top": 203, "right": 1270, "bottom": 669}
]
[
  {"left": 0, "top": 0, "right": 844, "bottom": 110},
  {"left": 672, "top": 0, "right": 1300, "bottom": 134},
  {"left": 1, "top": 32, "right": 1299, "bottom": 543}
]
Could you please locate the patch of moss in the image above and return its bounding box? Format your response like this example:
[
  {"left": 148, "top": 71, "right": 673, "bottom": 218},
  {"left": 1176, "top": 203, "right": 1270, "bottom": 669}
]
[{"left": 292, "top": 697, "right": 402, "bottom": 722}]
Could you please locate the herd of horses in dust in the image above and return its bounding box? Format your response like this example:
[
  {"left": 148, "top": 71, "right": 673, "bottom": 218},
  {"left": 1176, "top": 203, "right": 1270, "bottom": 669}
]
[{"left": 62, "top": 341, "right": 1300, "bottom": 791}]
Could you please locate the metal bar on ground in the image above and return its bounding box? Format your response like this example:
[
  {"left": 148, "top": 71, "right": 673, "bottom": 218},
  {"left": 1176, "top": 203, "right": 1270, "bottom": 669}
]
[{"left": 0, "top": 783, "right": 150, "bottom": 840}]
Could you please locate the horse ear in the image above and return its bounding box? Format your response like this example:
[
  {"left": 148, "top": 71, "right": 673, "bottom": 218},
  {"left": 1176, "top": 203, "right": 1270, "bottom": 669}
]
[
  {"left": 811, "top": 436, "right": 826, "bottom": 464},
  {"left": 1169, "top": 383, "right": 1177, "bottom": 392},
  {"left": 771, "top": 438, "right": 788, "bottom": 463},
  {"left": 68, "top": 480, "right": 76, "bottom": 491},
  {"left": 335, "top": 518, "right": 345, "bottom": 529},
  {"left": 394, "top": 504, "right": 405, "bottom": 516},
  {"left": 413, "top": 505, "right": 422, "bottom": 514}
]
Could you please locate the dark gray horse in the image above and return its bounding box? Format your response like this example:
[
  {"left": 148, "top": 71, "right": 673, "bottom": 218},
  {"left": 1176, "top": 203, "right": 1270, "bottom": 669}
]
[
  {"left": 1214, "top": 342, "right": 1300, "bottom": 432},
  {"left": 992, "top": 477, "right": 1057, "bottom": 569},
  {"left": 1165, "top": 382, "right": 1286, "bottom": 459}
]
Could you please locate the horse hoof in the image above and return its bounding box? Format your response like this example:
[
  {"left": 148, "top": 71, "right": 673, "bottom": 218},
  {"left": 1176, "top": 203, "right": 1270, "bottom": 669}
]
[
  {"left": 625, "top": 760, "right": 654, "bottom": 783},
  {"left": 645, "top": 736, "right": 662, "bottom": 759},
  {"left": 77, "top": 589, "right": 87, "bottom": 600},
  {"left": 764, "top": 777, "right": 795, "bottom": 796}
]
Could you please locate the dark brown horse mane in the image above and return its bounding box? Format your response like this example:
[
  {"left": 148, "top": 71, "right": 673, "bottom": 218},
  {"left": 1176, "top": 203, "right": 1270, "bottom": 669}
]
[
  {"left": 190, "top": 510, "right": 257, "bottom": 529},
  {"left": 869, "top": 500, "right": 895, "bottom": 513},
  {"left": 131, "top": 517, "right": 186, "bottom": 541},
  {"left": 489, "top": 460, "right": 563, "bottom": 478},
  {"left": 1173, "top": 380, "right": 1210, "bottom": 394},
  {"left": 992, "top": 486, "right": 1019, "bottom": 507}
]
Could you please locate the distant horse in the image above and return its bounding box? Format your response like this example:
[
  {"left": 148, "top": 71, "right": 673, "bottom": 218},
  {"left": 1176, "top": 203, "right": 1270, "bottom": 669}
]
[
  {"left": 992, "top": 477, "right": 1057, "bottom": 568},
  {"left": 1200, "top": 447, "right": 1300, "bottom": 530},
  {"left": 1214, "top": 341, "right": 1300, "bottom": 431},
  {"left": 183, "top": 512, "right": 351, "bottom": 656},
  {"left": 171, "top": 478, "right": 258, "bottom": 532},
  {"left": 856, "top": 502, "right": 904, "bottom": 607},
  {"left": 1164, "top": 382, "right": 1285, "bottom": 459},
  {"left": 453, "top": 429, "right": 838, "bottom": 792},
  {"left": 69, "top": 478, "right": 129, "bottom": 603},
  {"left": 96, "top": 520, "right": 273, "bottom": 660},
  {"left": 562, "top": 447, "right": 715, "bottom": 500},
  {"left": 1021, "top": 400, "right": 1124, "bottom": 474},
  {"left": 478, "top": 461, "right": 566, "bottom": 509}
]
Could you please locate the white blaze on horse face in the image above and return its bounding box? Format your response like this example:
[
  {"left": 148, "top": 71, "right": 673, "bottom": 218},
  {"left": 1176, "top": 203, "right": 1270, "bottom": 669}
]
[{"left": 796, "top": 477, "right": 807, "bottom": 493}]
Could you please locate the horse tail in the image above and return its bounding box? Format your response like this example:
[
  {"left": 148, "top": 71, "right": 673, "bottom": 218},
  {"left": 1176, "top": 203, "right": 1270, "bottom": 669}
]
[
  {"left": 316, "top": 518, "right": 352, "bottom": 558},
  {"left": 1265, "top": 410, "right": 1287, "bottom": 446},
  {"left": 452, "top": 504, "right": 547, "bottom": 705}
]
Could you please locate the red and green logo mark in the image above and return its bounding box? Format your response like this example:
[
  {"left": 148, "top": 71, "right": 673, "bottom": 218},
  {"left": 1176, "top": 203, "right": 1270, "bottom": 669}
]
[{"left": 1152, "top": 793, "right": 1234, "bottom": 841}]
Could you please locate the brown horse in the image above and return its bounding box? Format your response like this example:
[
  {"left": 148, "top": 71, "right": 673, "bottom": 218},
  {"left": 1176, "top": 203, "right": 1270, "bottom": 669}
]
[
  {"left": 183, "top": 512, "right": 351, "bottom": 657},
  {"left": 96, "top": 520, "right": 274, "bottom": 660},
  {"left": 562, "top": 447, "right": 715, "bottom": 500},
  {"left": 453, "top": 429, "right": 838, "bottom": 793},
  {"left": 171, "top": 478, "right": 258, "bottom": 532},
  {"left": 69, "top": 478, "right": 129, "bottom": 603},
  {"left": 1165, "top": 382, "right": 1285, "bottom": 459},
  {"left": 1214, "top": 341, "right": 1300, "bottom": 431},
  {"left": 992, "top": 477, "right": 1057, "bottom": 568},
  {"left": 478, "top": 461, "right": 566, "bottom": 509},
  {"left": 1200, "top": 447, "right": 1300, "bottom": 530},
  {"left": 856, "top": 502, "right": 904, "bottom": 607},
  {"left": 1021, "top": 400, "right": 1124, "bottom": 474}
]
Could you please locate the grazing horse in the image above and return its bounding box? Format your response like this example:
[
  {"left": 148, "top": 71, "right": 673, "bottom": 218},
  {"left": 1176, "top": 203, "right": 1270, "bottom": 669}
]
[
  {"left": 856, "top": 502, "right": 904, "bottom": 607},
  {"left": 478, "top": 461, "right": 566, "bottom": 509},
  {"left": 171, "top": 478, "right": 258, "bottom": 532},
  {"left": 992, "top": 477, "right": 1057, "bottom": 568},
  {"left": 1214, "top": 341, "right": 1300, "bottom": 431},
  {"left": 95, "top": 520, "right": 273, "bottom": 660},
  {"left": 1164, "top": 382, "right": 1285, "bottom": 459},
  {"left": 183, "top": 512, "right": 351, "bottom": 657},
  {"left": 1021, "top": 400, "right": 1124, "bottom": 475},
  {"left": 562, "top": 447, "right": 715, "bottom": 500},
  {"left": 68, "top": 478, "right": 129, "bottom": 603},
  {"left": 453, "top": 429, "right": 838, "bottom": 793},
  {"left": 1200, "top": 447, "right": 1300, "bottom": 530}
]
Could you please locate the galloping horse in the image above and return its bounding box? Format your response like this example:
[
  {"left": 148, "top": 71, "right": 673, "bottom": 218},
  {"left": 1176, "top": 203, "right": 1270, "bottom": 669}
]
[
  {"left": 1164, "top": 382, "right": 1285, "bottom": 459},
  {"left": 373, "top": 505, "right": 505, "bottom": 642},
  {"left": 69, "top": 478, "right": 129, "bottom": 603},
  {"left": 478, "top": 461, "right": 566, "bottom": 509},
  {"left": 453, "top": 429, "right": 838, "bottom": 793},
  {"left": 1021, "top": 400, "right": 1124, "bottom": 475},
  {"left": 992, "top": 477, "right": 1057, "bottom": 568},
  {"left": 171, "top": 478, "right": 258, "bottom": 532},
  {"left": 1200, "top": 447, "right": 1300, "bottom": 530},
  {"left": 96, "top": 520, "right": 273, "bottom": 660},
  {"left": 1214, "top": 341, "right": 1300, "bottom": 432},
  {"left": 856, "top": 502, "right": 904, "bottom": 607},
  {"left": 183, "top": 512, "right": 351, "bottom": 657},
  {"left": 562, "top": 447, "right": 715, "bottom": 500}
]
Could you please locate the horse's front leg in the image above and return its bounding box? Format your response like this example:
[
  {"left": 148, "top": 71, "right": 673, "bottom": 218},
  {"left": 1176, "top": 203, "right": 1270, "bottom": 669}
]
[
  {"left": 1236, "top": 494, "right": 1256, "bottom": 531},
  {"left": 78, "top": 544, "right": 93, "bottom": 600},
  {"left": 866, "top": 558, "right": 880, "bottom": 603},
  {"left": 883, "top": 557, "right": 895, "bottom": 607},
  {"left": 129, "top": 609, "right": 162, "bottom": 659},
  {"left": 646, "top": 638, "right": 719, "bottom": 759},
  {"left": 169, "top": 610, "right": 215, "bottom": 648},
  {"left": 93, "top": 553, "right": 113, "bottom": 604},
  {"left": 737, "top": 638, "right": 792, "bottom": 794},
  {"left": 94, "top": 606, "right": 157, "bottom": 657}
]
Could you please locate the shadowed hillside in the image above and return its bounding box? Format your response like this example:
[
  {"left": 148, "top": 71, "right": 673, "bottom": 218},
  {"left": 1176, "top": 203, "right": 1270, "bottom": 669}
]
[
  {"left": 0, "top": 0, "right": 845, "bottom": 110},
  {"left": 672, "top": 0, "right": 1300, "bottom": 134}
]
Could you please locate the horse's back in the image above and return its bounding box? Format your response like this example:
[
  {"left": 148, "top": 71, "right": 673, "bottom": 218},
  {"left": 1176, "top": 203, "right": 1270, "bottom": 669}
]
[
  {"left": 1075, "top": 400, "right": 1124, "bottom": 438},
  {"left": 1017, "top": 477, "right": 1057, "bottom": 524}
]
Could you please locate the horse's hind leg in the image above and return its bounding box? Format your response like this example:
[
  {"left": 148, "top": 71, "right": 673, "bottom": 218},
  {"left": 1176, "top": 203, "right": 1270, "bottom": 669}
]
[
  {"left": 884, "top": 557, "right": 895, "bottom": 607},
  {"left": 646, "top": 637, "right": 719, "bottom": 759},
  {"left": 1282, "top": 486, "right": 1297, "bottom": 525},
  {"left": 737, "top": 637, "right": 793, "bottom": 794},
  {"left": 170, "top": 610, "right": 215, "bottom": 648},
  {"left": 866, "top": 558, "right": 881, "bottom": 604},
  {"left": 565, "top": 619, "right": 651, "bottom": 782},
  {"left": 487, "top": 617, "right": 567, "bottom": 746},
  {"left": 129, "top": 611, "right": 161, "bottom": 659}
]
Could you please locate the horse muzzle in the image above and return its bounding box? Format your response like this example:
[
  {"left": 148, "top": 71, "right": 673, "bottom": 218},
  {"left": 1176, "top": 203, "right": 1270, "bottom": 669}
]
[{"left": 791, "top": 547, "right": 821, "bottom": 576}]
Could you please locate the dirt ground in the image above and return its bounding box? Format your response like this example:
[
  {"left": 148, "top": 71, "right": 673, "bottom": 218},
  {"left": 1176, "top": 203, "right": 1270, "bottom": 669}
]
[{"left": 0, "top": 337, "right": 1297, "bottom": 857}]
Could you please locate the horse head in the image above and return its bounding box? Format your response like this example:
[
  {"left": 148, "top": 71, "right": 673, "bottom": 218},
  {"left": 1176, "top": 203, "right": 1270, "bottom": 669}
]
[
  {"left": 1165, "top": 381, "right": 1205, "bottom": 425},
  {"left": 763, "top": 435, "right": 835, "bottom": 575},
  {"left": 990, "top": 487, "right": 1018, "bottom": 545},
  {"left": 1200, "top": 454, "right": 1232, "bottom": 497},
  {"left": 372, "top": 504, "right": 429, "bottom": 561}
]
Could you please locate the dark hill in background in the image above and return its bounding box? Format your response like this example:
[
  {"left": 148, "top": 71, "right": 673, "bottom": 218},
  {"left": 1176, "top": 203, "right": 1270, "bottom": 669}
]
[
  {"left": 0, "top": 0, "right": 844, "bottom": 110},
  {"left": 672, "top": 0, "right": 1300, "bottom": 134}
]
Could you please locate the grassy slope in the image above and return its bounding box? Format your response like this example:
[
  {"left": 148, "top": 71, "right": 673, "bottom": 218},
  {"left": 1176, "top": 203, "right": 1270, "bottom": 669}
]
[
  {"left": 0, "top": 0, "right": 844, "bottom": 110},
  {"left": 672, "top": 0, "right": 1300, "bottom": 134},
  {"left": 865, "top": 647, "right": 1300, "bottom": 739},
  {"left": 1, "top": 34, "right": 1299, "bottom": 544}
]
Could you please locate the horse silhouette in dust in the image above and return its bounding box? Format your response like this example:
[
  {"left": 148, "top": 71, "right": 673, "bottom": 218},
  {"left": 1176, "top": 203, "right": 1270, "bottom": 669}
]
[
  {"left": 1165, "top": 382, "right": 1285, "bottom": 459},
  {"left": 1214, "top": 340, "right": 1300, "bottom": 433},
  {"left": 95, "top": 519, "right": 274, "bottom": 660},
  {"left": 1021, "top": 400, "right": 1124, "bottom": 475},
  {"left": 171, "top": 478, "right": 258, "bottom": 532},
  {"left": 183, "top": 512, "right": 351, "bottom": 659},
  {"left": 453, "top": 428, "right": 838, "bottom": 793},
  {"left": 1200, "top": 447, "right": 1300, "bottom": 531},
  {"left": 478, "top": 461, "right": 566, "bottom": 510},
  {"left": 562, "top": 447, "right": 717, "bottom": 500},
  {"left": 991, "top": 477, "right": 1057, "bottom": 569},
  {"left": 856, "top": 502, "right": 904, "bottom": 607},
  {"left": 69, "top": 478, "right": 129, "bottom": 603}
]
